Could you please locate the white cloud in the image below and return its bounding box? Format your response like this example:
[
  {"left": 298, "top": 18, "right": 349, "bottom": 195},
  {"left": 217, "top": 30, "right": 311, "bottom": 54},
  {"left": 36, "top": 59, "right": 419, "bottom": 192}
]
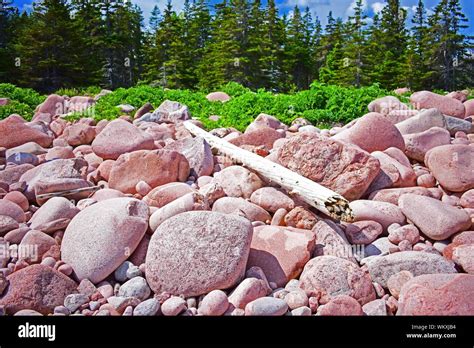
[
  {"left": 345, "top": 0, "right": 368, "bottom": 17},
  {"left": 284, "top": 0, "right": 353, "bottom": 26},
  {"left": 371, "top": 1, "right": 386, "bottom": 14}
]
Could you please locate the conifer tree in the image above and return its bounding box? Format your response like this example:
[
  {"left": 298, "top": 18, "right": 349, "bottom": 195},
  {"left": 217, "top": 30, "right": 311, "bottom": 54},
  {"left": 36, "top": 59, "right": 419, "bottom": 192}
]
[
  {"left": 0, "top": 0, "right": 19, "bottom": 83},
  {"left": 14, "top": 0, "right": 82, "bottom": 92}
]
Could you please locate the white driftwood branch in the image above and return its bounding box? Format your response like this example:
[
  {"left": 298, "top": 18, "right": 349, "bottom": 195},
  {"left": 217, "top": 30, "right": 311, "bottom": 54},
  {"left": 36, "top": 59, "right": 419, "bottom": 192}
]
[{"left": 183, "top": 121, "right": 354, "bottom": 222}]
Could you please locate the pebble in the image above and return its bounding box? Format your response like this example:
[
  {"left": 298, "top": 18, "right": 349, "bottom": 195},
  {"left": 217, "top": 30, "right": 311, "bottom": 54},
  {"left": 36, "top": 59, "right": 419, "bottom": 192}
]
[
  {"left": 244, "top": 297, "right": 288, "bottom": 316},
  {"left": 197, "top": 290, "right": 229, "bottom": 316},
  {"left": 133, "top": 298, "right": 160, "bottom": 316},
  {"left": 386, "top": 271, "right": 414, "bottom": 299},
  {"left": 284, "top": 289, "right": 309, "bottom": 310},
  {"left": 228, "top": 278, "right": 269, "bottom": 309},
  {"left": 291, "top": 306, "right": 312, "bottom": 316},
  {"left": 161, "top": 296, "right": 187, "bottom": 316},
  {"left": 118, "top": 277, "right": 151, "bottom": 301},
  {"left": 64, "top": 294, "right": 90, "bottom": 313}
]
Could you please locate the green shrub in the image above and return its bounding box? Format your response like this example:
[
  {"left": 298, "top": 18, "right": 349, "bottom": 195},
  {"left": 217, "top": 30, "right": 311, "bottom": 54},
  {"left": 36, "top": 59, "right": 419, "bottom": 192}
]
[
  {"left": 55, "top": 86, "right": 102, "bottom": 97},
  {"left": 1, "top": 82, "right": 398, "bottom": 130},
  {"left": 0, "top": 83, "right": 45, "bottom": 120}
]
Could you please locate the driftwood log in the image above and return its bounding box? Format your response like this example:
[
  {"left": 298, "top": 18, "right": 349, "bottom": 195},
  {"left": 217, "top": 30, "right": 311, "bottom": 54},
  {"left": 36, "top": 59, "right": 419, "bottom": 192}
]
[{"left": 183, "top": 121, "right": 355, "bottom": 222}]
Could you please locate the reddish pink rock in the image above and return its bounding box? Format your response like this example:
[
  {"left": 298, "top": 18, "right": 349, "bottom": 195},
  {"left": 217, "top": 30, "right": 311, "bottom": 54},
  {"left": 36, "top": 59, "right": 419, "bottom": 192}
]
[
  {"left": 245, "top": 113, "right": 288, "bottom": 133},
  {"left": 369, "top": 186, "right": 440, "bottom": 205},
  {"left": 49, "top": 118, "right": 67, "bottom": 137},
  {"left": 108, "top": 150, "right": 189, "bottom": 194},
  {"left": 396, "top": 108, "right": 446, "bottom": 135},
  {"left": 244, "top": 297, "right": 288, "bottom": 316},
  {"left": 206, "top": 91, "right": 231, "bottom": 103},
  {"left": 0, "top": 199, "right": 25, "bottom": 223},
  {"left": 386, "top": 109, "right": 419, "bottom": 124},
  {"left": 388, "top": 224, "right": 420, "bottom": 245},
  {"left": 90, "top": 188, "right": 124, "bottom": 202},
  {"left": 344, "top": 220, "right": 383, "bottom": 245},
  {"left": 228, "top": 278, "right": 268, "bottom": 309},
  {"left": 443, "top": 231, "right": 474, "bottom": 259},
  {"left": 425, "top": 145, "right": 474, "bottom": 192},
  {"left": 3, "top": 191, "right": 29, "bottom": 211},
  {"left": 299, "top": 255, "right": 375, "bottom": 305},
  {"left": 399, "top": 194, "right": 471, "bottom": 240},
  {"left": 312, "top": 220, "right": 356, "bottom": 262},
  {"left": 0, "top": 215, "right": 19, "bottom": 236},
  {"left": 417, "top": 173, "right": 436, "bottom": 188},
  {"left": 368, "top": 150, "right": 416, "bottom": 192},
  {"left": 133, "top": 102, "right": 154, "bottom": 119},
  {"left": 403, "top": 127, "right": 451, "bottom": 162},
  {"left": 250, "top": 187, "right": 294, "bottom": 213},
  {"left": 333, "top": 112, "right": 405, "bottom": 152},
  {"left": 62, "top": 123, "right": 96, "bottom": 146},
  {"left": 365, "top": 251, "right": 456, "bottom": 287},
  {"left": 350, "top": 200, "right": 405, "bottom": 231},
  {"left": 143, "top": 182, "right": 194, "bottom": 208},
  {"left": 460, "top": 190, "right": 474, "bottom": 208},
  {"left": 19, "top": 158, "right": 89, "bottom": 200},
  {"left": 464, "top": 99, "right": 474, "bottom": 117},
  {"left": 198, "top": 290, "right": 229, "bottom": 316},
  {"left": 33, "top": 94, "right": 66, "bottom": 123},
  {"left": 452, "top": 244, "right": 474, "bottom": 274},
  {"left": 45, "top": 147, "right": 75, "bottom": 161},
  {"left": 29, "top": 197, "right": 79, "bottom": 233},
  {"left": 0, "top": 163, "right": 34, "bottom": 185},
  {"left": 96, "top": 160, "right": 114, "bottom": 182},
  {"left": 0, "top": 115, "right": 53, "bottom": 149},
  {"left": 446, "top": 91, "right": 468, "bottom": 103},
  {"left": 19, "top": 230, "right": 58, "bottom": 263},
  {"left": 0, "top": 97, "right": 10, "bottom": 106},
  {"left": 214, "top": 166, "right": 263, "bottom": 199},
  {"left": 387, "top": 270, "right": 414, "bottom": 299},
  {"left": 410, "top": 91, "right": 465, "bottom": 118},
  {"left": 212, "top": 197, "right": 271, "bottom": 223},
  {"left": 368, "top": 96, "right": 408, "bottom": 115},
  {"left": 91, "top": 119, "right": 155, "bottom": 160},
  {"left": 229, "top": 128, "right": 285, "bottom": 151},
  {"left": 145, "top": 211, "right": 253, "bottom": 297},
  {"left": 84, "top": 152, "right": 102, "bottom": 169},
  {"left": 318, "top": 295, "right": 364, "bottom": 316},
  {"left": 397, "top": 274, "right": 474, "bottom": 315},
  {"left": 165, "top": 136, "right": 213, "bottom": 177},
  {"left": 128, "top": 234, "right": 150, "bottom": 266},
  {"left": 247, "top": 225, "right": 316, "bottom": 287},
  {"left": 149, "top": 192, "right": 209, "bottom": 231},
  {"left": 277, "top": 133, "right": 380, "bottom": 201},
  {"left": 67, "top": 96, "right": 95, "bottom": 113},
  {"left": 284, "top": 207, "right": 318, "bottom": 230},
  {"left": 0, "top": 264, "right": 77, "bottom": 315},
  {"left": 61, "top": 198, "right": 149, "bottom": 283}
]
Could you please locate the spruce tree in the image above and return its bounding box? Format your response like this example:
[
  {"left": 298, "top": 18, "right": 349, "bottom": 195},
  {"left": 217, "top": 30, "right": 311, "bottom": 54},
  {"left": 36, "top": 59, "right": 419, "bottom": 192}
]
[
  {"left": 367, "top": 0, "right": 409, "bottom": 89},
  {"left": 427, "top": 0, "right": 473, "bottom": 90},
  {"left": 14, "top": 0, "right": 82, "bottom": 92},
  {"left": 0, "top": 0, "right": 19, "bottom": 83},
  {"left": 343, "top": 0, "right": 368, "bottom": 87}
]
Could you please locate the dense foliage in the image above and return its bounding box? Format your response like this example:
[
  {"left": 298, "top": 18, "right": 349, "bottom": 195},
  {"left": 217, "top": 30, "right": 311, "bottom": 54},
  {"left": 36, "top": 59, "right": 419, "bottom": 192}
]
[
  {"left": 0, "top": 0, "right": 472, "bottom": 94},
  {"left": 0, "top": 82, "right": 397, "bottom": 131},
  {"left": 0, "top": 83, "right": 45, "bottom": 120}
]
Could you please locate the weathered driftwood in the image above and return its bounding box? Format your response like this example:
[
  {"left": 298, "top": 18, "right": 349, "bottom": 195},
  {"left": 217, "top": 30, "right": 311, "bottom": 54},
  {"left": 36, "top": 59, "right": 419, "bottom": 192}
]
[
  {"left": 36, "top": 185, "right": 103, "bottom": 202},
  {"left": 183, "top": 121, "right": 355, "bottom": 222}
]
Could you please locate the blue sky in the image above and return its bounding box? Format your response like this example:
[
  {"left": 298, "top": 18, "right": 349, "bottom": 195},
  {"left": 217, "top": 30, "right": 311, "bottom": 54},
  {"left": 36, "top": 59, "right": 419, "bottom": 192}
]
[{"left": 12, "top": 0, "right": 474, "bottom": 34}]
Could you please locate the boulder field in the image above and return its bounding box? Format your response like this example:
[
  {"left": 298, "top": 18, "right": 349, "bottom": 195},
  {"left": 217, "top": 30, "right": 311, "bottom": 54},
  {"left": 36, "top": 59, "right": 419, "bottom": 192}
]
[{"left": 0, "top": 90, "right": 473, "bottom": 316}]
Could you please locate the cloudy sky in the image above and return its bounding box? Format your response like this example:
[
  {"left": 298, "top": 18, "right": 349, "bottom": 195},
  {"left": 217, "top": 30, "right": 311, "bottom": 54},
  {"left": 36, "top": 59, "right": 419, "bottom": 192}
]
[{"left": 12, "top": 0, "right": 474, "bottom": 34}]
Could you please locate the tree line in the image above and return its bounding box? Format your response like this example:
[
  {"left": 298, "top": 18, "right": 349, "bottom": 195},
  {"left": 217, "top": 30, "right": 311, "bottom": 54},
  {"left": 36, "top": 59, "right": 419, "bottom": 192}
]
[{"left": 0, "top": 0, "right": 472, "bottom": 93}]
